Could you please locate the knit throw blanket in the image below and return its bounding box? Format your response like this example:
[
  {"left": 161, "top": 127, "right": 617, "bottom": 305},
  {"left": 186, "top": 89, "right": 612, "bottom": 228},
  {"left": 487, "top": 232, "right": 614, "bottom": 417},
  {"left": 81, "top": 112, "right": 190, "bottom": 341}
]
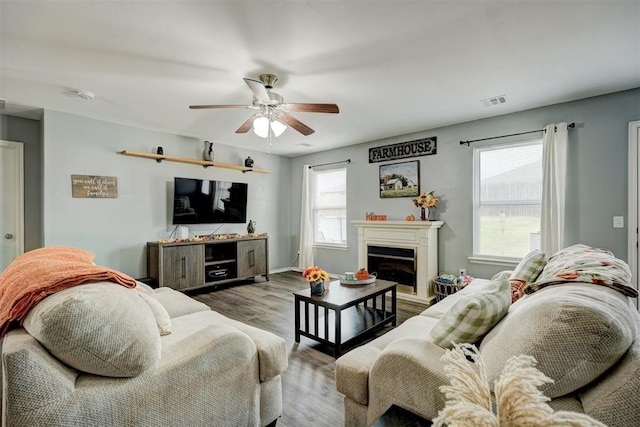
[
  {"left": 0, "top": 246, "right": 137, "bottom": 338},
  {"left": 524, "top": 244, "right": 639, "bottom": 298}
]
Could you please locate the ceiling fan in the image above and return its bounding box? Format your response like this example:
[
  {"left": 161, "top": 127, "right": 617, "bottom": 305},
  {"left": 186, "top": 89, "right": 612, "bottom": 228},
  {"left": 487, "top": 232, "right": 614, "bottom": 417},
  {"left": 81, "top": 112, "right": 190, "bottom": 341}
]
[{"left": 189, "top": 74, "right": 339, "bottom": 137}]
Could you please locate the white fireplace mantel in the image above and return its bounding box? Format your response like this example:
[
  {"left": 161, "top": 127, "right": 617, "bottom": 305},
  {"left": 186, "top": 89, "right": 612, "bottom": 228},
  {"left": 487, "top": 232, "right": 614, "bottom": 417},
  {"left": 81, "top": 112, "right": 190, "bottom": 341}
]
[{"left": 352, "top": 220, "right": 443, "bottom": 303}]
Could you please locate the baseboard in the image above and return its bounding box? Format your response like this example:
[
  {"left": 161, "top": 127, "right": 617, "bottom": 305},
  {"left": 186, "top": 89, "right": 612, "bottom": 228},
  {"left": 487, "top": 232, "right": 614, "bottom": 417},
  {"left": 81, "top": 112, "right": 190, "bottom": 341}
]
[{"left": 270, "top": 267, "right": 300, "bottom": 274}]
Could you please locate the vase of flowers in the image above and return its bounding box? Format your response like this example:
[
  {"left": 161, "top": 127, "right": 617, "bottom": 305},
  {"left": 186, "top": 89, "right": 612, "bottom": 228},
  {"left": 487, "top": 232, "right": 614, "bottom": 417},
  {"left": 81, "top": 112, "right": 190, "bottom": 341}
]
[
  {"left": 302, "top": 266, "right": 330, "bottom": 295},
  {"left": 412, "top": 190, "right": 439, "bottom": 221}
]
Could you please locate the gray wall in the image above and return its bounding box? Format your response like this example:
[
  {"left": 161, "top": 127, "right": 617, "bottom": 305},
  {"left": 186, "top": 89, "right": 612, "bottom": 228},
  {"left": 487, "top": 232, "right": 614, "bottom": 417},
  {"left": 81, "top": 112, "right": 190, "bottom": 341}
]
[
  {"left": 4, "top": 88, "right": 638, "bottom": 281},
  {"left": 41, "top": 110, "right": 291, "bottom": 278},
  {"left": 0, "top": 115, "right": 43, "bottom": 251},
  {"left": 290, "top": 88, "right": 640, "bottom": 279}
]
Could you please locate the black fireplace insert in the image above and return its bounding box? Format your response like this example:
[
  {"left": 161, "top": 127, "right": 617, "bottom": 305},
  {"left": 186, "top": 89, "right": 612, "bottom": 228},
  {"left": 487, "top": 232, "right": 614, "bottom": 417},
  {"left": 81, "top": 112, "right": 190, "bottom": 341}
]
[{"left": 367, "top": 245, "right": 416, "bottom": 293}]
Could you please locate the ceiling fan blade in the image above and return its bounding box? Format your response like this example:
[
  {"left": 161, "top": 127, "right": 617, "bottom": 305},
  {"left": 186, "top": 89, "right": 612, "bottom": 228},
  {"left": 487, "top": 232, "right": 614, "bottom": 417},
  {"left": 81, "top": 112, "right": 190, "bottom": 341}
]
[
  {"left": 284, "top": 103, "right": 339, "bottom": 114},
  {"left": 243, "top": 78, "right": 271, "bottom": 103},
  {"left": 278, "top": 113, "right": 315, "bottom": 136},
  {"left": 189, "top": 104, "right": 250, "bottom": 110},
  {"left": 235, "top": 114, "right": 259, "bottom": 133}
]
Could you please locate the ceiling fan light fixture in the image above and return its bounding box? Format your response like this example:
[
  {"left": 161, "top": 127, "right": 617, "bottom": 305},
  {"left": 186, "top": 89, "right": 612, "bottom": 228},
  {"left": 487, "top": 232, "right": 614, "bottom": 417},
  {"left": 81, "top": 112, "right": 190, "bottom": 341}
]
[
  {"left": 253, "top": 116, "right": 270, "bottom": 138},
  {"left": 252, "top": 116, "right": 287, "bottom": 138},
  {"left": 270, "top": 119, "right": 287, "bottom": 137}
]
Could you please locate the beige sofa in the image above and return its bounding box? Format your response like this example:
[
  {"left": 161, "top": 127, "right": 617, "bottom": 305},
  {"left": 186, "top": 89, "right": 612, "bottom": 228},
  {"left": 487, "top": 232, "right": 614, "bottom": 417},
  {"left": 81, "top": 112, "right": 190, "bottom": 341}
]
[
  {"left": 335, "top": 246, "right": 640, "bottom": 427},
  {"left": 1, "top": 281, "right": 288, "bottom": 427}
]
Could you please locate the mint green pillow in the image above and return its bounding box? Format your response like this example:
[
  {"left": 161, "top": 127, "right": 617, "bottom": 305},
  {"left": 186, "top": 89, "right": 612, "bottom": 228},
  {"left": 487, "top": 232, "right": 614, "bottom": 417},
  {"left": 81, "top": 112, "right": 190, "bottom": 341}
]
[
  {"left": 428, "top": 272, "right": 511, "bottom": 349},
  {"left": 510, "top": 250, "right": 547, "bottom": 283}
]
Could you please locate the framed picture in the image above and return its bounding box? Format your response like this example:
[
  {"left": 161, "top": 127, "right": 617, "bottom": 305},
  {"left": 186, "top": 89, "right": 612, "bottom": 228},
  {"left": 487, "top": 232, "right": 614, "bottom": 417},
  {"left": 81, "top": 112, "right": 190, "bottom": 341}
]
[{"left": 379, "top": 160, "right": 420, "bottom": 198}]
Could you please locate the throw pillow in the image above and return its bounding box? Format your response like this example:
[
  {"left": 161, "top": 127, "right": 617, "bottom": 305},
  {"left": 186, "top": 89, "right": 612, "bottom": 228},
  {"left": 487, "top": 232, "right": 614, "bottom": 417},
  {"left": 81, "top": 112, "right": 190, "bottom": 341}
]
[
  {"left": 135, "top": 288, "right": 172, "bottom": 336},
  {"left": 509, "top": 250, "right": 547, "bottom": 303},
  {"left": 24, "top": 282, "right": 161, "bottom": 377},
  {"left": 510, "top": 250, "right": 546, "bottom": 284},
  {"left": 479, "top": 283, "right": 637, "bottom": 398},
  {"left": 428, "top": 272, "right": 511, "bottom": 349}
]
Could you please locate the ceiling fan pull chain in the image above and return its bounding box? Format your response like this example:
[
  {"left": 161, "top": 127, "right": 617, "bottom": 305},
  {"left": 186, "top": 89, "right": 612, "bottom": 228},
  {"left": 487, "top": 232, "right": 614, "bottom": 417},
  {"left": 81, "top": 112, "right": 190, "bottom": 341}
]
[{"left": 268, "top": 107, "right": 274, "bottom": 152}]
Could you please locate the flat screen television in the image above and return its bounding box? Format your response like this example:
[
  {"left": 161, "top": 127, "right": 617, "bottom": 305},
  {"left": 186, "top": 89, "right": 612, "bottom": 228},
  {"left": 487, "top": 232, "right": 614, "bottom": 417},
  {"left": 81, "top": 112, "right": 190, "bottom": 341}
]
[{"left": 172, "top": 177, "right": 248, "bottom": 225}]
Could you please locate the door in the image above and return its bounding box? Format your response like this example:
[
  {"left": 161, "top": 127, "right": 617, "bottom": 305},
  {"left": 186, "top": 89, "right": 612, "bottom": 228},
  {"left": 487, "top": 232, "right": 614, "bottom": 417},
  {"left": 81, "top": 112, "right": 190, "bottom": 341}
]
[
  {"left": 162, "top": 244, "right": 204, "bottom": 289},
  {"left": 0, "top": 140, "right": 24, "bottom": 272},
  {"left": 627, "top": 120, "right": 640, "bottom": 308},
  {"left": 237, "top": 238, "right": 267, "bottom": 278}
]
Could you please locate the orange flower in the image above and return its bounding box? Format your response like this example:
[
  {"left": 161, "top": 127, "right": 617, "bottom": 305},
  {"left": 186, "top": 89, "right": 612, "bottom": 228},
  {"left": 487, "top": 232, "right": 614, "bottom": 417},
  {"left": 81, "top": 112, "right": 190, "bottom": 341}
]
[
  {"left": 412, "top": 191, "right": 439, "bottom": 208},
  {"left": 302, "top": 266, "right": 329, "bottom": 283}
]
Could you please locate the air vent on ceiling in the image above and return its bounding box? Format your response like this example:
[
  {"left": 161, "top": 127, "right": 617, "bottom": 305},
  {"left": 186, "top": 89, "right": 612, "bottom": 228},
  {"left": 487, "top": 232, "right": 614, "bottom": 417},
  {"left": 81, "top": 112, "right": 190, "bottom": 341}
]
[
  {"left": 296, "top": 143, "right": 313, "bottom": 147},
  {"left": 480, "top": 95, "right": 507, "bottom": 107}
]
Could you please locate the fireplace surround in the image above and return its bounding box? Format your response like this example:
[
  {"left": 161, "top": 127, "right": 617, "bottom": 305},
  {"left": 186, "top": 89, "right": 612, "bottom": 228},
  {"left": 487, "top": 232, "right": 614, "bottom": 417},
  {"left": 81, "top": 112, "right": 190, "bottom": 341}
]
[{"left": 352, "top": 220, "right": 443, "bottom": 302}]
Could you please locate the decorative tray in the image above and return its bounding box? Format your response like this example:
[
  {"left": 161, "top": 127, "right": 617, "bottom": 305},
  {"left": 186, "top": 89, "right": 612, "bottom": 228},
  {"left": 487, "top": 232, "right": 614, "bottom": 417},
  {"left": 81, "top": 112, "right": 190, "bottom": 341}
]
[{"left": 340, "top": 274, "right": 377, "bottom": 286}]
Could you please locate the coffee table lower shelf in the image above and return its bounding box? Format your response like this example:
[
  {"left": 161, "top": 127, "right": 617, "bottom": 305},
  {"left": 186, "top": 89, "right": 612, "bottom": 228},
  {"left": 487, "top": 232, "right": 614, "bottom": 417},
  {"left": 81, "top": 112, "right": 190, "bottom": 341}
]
[{"left": 294, "top": 280, "right": 397, "bottom": 358}]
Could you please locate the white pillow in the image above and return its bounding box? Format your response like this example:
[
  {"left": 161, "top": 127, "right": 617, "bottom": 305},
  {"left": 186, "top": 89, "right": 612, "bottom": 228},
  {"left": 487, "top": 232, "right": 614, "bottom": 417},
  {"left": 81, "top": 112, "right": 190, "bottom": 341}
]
[
  {"left": 24, "top": 282, "right": 161, "bottom": 377},
  {"left": 135, "top": 288, "right": 172, "bottom": 336}
]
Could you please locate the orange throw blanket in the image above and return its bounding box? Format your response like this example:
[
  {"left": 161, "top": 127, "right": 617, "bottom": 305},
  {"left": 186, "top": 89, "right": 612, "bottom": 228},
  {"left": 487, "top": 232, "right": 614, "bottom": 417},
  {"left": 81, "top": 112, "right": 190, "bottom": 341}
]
[{"left": 0, "top": 246, "right": 137, "bottom": 338}]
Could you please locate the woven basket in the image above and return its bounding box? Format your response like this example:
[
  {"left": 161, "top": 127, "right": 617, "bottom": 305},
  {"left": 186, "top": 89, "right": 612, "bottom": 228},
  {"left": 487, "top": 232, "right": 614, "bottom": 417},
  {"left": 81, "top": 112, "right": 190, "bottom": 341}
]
[{"left": 433, "top": 279, "right": 466, "bottom": 303}]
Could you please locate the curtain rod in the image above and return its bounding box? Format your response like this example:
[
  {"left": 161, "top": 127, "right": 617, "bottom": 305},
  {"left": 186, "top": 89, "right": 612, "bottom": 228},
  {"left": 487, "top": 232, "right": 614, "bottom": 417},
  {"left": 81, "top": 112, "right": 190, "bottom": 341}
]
[
  {"left": 308, "top": 159, "right": 351, "bottom": 169},
  {"left": 459, "top": 122, "right": 575, "bottom": 146}
]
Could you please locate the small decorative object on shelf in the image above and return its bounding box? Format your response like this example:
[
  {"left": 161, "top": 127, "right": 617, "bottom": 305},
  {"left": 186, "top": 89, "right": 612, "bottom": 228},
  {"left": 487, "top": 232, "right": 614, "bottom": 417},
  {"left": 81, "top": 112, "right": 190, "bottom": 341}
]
[
  {"left": 244, "top": 156, "right": 254, "bottom": 168},
  {"left": 156, "top": 231, "right": 268, "bottom": 244},
  {"left": 406, "top": 214, "right": 415, "bottom": 221},
  {"left": 203, "top": 141, "right": 214, "bottom": 161},
  {"left": 247, "top": 219, "right": 256, "bottom": 234},
  {"left": 156, "top": 146, "right": 164, "bottom": 155},
  {"left": 365, "top": 212, "right": 388, "bottom": 221},
  {"left": 412, "top": 190, "right": 439, "bottom": 221},
  {"left": 302, "top": 266, "right": 330, "bottom": 295}
]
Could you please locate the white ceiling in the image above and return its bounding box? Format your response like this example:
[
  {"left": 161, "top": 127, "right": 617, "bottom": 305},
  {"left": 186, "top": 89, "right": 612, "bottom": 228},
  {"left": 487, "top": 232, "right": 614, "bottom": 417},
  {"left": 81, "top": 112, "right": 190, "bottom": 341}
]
[{"left": 1, "top": 1, "right": 639, "bottom": 157}]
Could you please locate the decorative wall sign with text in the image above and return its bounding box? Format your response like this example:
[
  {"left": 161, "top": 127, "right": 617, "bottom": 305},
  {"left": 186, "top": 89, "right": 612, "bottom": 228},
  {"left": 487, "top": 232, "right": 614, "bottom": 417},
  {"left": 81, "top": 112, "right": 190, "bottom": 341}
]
[
  {"left": 71, "top": 175, "right": 118, "bottom": 198},
  {"left": 369, "top": 136, "right": 437, "bottom": 163}
]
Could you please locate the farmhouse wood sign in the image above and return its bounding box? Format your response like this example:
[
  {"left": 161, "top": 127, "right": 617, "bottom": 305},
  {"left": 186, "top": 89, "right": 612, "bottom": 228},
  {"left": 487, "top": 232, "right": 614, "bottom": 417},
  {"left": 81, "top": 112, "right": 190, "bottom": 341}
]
[
  {"left": 71, "top": 175, "right": 118, "bottom": 198},
  {"left": 369, "top": 136, "right": 437, "bottom": 163}
]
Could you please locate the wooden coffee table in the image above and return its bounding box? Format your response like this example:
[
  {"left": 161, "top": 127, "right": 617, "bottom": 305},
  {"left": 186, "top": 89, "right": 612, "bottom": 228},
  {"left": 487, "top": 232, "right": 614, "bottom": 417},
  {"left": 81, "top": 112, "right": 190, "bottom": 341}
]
[{"left": 293, "top": 279, "right": 397, "bottom": 357}]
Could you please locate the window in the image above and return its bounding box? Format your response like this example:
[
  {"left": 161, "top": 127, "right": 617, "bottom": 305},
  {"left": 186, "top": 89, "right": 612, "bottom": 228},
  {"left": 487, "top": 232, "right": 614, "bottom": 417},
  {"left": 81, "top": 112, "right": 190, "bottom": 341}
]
[
  {"left": 473, "top": 140, "right": 542, "bottom": 259},
  {"left": 312, "top": 167, "right": 347, "bottom": 247}
]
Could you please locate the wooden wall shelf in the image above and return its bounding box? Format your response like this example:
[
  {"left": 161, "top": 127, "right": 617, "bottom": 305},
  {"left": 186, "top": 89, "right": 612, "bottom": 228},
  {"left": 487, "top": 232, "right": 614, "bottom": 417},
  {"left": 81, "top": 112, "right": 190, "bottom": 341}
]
[{"left": 118, "top": 150, "right": 272, "bottom": 174}]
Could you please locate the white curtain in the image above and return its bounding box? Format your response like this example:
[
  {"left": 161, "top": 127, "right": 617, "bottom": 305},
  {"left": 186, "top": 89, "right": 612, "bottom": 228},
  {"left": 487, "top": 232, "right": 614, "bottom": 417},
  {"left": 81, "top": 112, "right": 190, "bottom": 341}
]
[
  {"left": 298, "top": 165, "right": 314, "bottom": 269},
  {"left": 540, "top": 122, "right": 569, "bottom": 255}
]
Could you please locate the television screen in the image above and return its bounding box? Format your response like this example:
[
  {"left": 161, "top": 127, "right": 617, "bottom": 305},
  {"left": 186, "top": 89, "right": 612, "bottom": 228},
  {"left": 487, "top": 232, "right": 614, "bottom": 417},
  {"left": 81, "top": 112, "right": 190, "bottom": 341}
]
[{"left": 172, "top": 177, "right": 248, "bottom": 224}]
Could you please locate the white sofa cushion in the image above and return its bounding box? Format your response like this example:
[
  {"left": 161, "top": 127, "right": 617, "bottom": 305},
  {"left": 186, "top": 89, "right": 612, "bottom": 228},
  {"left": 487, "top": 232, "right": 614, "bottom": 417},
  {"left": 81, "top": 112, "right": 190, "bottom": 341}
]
[
  {"left": 480, "top": 283, "right": 637, "bottom": 398},
  {"left": 136, "top": 289, "right": 172, "bottom": 335},
  {"left": 151, "top": 287, "right": 210, "bottom": 318},
  {"left": 24, "top": 282, "right": 161, "bottom": 377},
  {"left": 427, "top": 272, "right": 510, "bottom": 348}
]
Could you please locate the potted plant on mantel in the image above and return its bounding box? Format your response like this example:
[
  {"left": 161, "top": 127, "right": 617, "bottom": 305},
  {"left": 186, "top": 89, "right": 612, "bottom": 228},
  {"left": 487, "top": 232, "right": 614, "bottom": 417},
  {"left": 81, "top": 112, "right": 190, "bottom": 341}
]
[{"left": 412, "top": 190, "right": 439, "bottom": 221}]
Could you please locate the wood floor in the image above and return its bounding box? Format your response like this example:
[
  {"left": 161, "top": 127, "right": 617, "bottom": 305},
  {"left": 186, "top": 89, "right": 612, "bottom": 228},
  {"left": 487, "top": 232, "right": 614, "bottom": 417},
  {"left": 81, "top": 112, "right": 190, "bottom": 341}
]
[{"left": 188, "top": 271, "right": 428, "bottom": 427}]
